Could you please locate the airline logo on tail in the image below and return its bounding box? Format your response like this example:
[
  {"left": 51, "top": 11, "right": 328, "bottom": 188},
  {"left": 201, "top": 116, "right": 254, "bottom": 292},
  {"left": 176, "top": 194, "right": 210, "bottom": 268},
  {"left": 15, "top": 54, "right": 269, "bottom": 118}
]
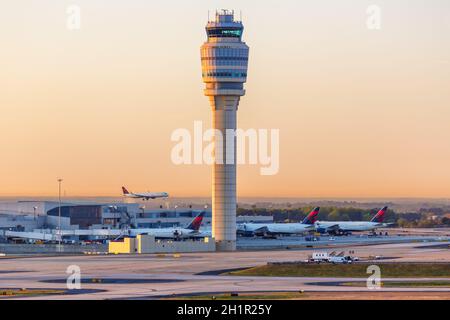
[
  {"left": 302, "top": 207, "right": 320, "bottom": 225},
  {"left": 371, "top": 206, "right": 388, "bottom": 223},
  {"left": 122, "top": 186, "right": 130, "bottom": 195},
  {"left": 186, "top": 212, "right": 205, "bottom": 231}
]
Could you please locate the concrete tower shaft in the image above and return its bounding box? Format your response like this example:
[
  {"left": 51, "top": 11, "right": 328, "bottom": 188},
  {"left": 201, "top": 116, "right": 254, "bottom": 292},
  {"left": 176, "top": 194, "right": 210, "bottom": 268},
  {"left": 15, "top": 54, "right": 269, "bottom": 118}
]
[
  {"left": 200, "top": 10, "right": 249, "bottom": 251},
  {"left": 210, "top": 96, "right": 239, "bottom": 251}
]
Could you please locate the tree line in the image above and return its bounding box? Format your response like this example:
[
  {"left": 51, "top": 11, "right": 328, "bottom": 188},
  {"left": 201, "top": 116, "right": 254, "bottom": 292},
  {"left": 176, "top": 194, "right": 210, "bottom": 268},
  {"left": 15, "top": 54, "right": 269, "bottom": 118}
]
[{"left": 237, "top": 206, "right": 450, "bottom": 228}]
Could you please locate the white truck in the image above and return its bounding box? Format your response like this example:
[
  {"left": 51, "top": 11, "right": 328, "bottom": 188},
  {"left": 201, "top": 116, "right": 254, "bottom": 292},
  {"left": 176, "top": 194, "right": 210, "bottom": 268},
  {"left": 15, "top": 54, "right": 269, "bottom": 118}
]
[
  {"left": 311, "top": 252, "right": 355, "bottom": 264},
  {"left": 311, "top": 252, "right": 330, "bottom": 263},
  {"left": 329, "top": 255, "right": 353, "bottom": 264}
]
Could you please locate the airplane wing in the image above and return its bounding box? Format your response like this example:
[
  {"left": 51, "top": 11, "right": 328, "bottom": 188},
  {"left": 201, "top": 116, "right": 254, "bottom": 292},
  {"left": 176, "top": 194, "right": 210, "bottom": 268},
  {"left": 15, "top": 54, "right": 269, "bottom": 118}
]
[
  {"left": 253, "top": 226, "right": 269, "bottom": 233},
  {"left": 316, "top": 223, "right": 340, "bottom": 234},
  {"left": 376, "top": 222, "right": 395, "bottom": 227},
  {"left": 325, "top": 224, "right": 340, "bottom": 231}
]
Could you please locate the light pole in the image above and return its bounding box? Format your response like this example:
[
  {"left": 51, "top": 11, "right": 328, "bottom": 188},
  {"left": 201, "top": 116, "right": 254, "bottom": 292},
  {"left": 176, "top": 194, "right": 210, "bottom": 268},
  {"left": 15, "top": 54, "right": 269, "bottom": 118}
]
[
  {"left": 174, "top": 205, "right": 178, "bottom": 227},
  {"left": 33, "top": 206, "right": 37, "bottom": 221},
  {"left": 57, "top": 178, "right": 63, "bottom": 247},
  {"left": 204, "top": 205, "right": 209, "bottom": 226}
]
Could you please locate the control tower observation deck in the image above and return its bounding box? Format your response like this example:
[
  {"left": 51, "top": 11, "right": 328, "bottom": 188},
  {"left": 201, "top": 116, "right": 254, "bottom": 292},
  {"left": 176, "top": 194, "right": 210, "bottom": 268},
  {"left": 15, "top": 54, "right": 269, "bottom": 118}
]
[{"left": 200, "top": 10, "right": 249, "bottom": 251}]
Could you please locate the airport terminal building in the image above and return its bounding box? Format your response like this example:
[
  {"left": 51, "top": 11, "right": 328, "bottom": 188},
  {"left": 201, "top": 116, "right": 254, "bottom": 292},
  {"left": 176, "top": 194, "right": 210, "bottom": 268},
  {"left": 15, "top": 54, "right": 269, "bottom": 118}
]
[{"left": 0, "top": 201, "right": 272, "bottom": 233}]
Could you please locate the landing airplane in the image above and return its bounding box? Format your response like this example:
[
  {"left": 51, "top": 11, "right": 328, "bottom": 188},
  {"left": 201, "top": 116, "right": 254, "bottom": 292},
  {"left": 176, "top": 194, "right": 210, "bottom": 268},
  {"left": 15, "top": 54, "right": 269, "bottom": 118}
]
[
  {"left": 122, "top": 186, "right": 168, "bottom": 201},
  {"left": 314, "top": 206, "right": 390, "bottom": 235},
  {"left": 236, "top": 207, "right": 320, "bottom": 237},
  {"left": 128, "top": 211, "right": 205, "bottom": 239}
]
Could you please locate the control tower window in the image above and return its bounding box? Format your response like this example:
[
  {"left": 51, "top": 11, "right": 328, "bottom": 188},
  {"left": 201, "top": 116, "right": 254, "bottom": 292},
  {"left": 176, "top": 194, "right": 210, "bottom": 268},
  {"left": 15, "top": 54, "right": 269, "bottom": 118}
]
[{"left": 207, "top": 28, "right": 242, "bottom": 38}]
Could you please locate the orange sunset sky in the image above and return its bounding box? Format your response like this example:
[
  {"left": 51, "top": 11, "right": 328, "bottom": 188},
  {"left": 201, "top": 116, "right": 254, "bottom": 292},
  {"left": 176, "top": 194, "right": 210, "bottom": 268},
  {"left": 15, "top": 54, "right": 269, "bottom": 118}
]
[{"left": 1, "top": 0, "right": 449, "bottom": 197}]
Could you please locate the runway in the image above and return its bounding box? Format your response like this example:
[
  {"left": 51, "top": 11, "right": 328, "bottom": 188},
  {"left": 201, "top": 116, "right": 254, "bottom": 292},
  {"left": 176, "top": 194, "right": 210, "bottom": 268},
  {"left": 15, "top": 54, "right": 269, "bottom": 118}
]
[{"left": 1, "top": 240, "right": 449, "bottom": 299}]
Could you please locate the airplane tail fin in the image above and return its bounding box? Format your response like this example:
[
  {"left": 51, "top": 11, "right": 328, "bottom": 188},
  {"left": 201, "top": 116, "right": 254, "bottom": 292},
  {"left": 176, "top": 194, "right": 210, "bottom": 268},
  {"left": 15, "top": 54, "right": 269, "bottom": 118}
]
[
  {"left": 302, "top": 207, "right": 320, "bottom": 225},
  {"left": 122, "top": 186, "right": 130, "bottom": 195},
  {"left": 371, "top": 206, "right": 388, "bottom": 223},
  {"left": 186, "top": 212, "right": 205, "bottom": 231}
]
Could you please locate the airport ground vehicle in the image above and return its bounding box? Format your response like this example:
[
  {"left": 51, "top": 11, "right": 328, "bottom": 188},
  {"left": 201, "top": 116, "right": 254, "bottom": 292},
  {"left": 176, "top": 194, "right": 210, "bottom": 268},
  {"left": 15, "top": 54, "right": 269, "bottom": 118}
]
[
  {"left": 329, "top": 256, "right": 353, "bottom": 264},
  {"left": 310, "top": 251, "right": 357, "bottom": 263},
  {"left": 311, "top": 252, "right": 330, "bottom": 263}
]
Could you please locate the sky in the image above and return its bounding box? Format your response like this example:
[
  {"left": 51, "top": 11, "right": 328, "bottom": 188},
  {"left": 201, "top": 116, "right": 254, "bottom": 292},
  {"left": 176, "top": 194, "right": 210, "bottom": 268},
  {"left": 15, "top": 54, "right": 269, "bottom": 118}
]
[{"left": 0, "top": 0, "right": 449, "bottom": 198}]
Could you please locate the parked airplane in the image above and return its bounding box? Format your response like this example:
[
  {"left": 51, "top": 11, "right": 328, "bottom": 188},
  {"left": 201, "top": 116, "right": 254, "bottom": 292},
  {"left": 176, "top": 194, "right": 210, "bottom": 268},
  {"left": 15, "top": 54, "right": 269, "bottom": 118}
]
[
  {"left": 2, "top": 213, "right": 205, "bottom": 242},
  {"left": 122, "top": 186, "right": 168, "bottom": 200},
  {"left": 128, "top": 211, "right": 205, "bottom": 239},
  {"left": 314, "top": 206, "right": 390, "bottom": 235},
  {"left": 236, "top": 207, "right": 320, "bottom": 237}
]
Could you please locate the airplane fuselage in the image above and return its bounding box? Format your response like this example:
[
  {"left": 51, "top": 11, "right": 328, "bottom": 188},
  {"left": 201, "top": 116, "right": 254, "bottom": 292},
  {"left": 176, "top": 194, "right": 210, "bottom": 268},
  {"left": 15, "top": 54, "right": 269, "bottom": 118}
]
[
  {"left": 315, "top": 221, "right": 386, "bottom": 233},
  {"left": 128, "top": 227, "right": 197, "bottom": 239},
  {"left": 124, "top": 192, "right": 168, "bottom": 200},
  {"left": 237, "top": 223, "right": 313, "bottom": 236}
]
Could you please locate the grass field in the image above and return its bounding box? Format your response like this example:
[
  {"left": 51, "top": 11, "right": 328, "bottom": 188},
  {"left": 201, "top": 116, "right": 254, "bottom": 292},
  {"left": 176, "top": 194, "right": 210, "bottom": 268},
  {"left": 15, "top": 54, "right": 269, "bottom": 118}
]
[
  {"left": 165, "top": 291, "right": 450, "bottom": 300},
  {"left": 0, "top": 288, "right": 64, "bottom": 297},
  {"left": 227, "top": 263, "right": 450, "bottom": 278},
  {"left": 167, "top": 291, "right": 308, "bottom": 300}
]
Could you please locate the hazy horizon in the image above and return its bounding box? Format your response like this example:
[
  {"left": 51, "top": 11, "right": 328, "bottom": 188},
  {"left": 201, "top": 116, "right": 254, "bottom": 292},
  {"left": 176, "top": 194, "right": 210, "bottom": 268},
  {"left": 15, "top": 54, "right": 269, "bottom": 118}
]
[{"left": 1, "top": 195, "right": 449, "bottom": 202}]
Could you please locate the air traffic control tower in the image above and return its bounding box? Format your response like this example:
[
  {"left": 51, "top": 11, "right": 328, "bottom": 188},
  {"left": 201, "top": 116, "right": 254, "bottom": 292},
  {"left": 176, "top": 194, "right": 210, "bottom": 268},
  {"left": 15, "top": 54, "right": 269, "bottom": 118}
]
[{"left": 200, "top": 10, "right": 249, "bottom": 251}]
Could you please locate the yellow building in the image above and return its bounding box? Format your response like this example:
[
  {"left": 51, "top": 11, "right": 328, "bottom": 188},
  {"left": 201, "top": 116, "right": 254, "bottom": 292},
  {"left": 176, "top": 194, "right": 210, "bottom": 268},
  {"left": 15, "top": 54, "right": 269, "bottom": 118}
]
[
  {"left": 108, "top": 237, "right": 136, "bottom": 254},
  {"left": 108, "top": 235, "right": 215, "bottom": 254}
]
